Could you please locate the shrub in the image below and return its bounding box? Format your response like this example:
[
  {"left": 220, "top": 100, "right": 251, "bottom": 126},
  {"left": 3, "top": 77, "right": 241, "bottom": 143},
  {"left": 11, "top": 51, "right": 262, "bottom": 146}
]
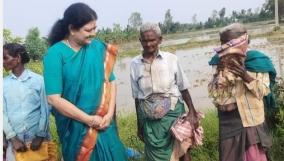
[{"left": 269, "top": 78, "right": 284, "bottom": 161}]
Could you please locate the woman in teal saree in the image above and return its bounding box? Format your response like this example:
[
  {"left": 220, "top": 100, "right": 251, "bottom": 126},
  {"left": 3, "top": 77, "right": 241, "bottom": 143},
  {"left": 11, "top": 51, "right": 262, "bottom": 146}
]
[{"left": 43, "top": 3, "right": 127, "bottom": 161}]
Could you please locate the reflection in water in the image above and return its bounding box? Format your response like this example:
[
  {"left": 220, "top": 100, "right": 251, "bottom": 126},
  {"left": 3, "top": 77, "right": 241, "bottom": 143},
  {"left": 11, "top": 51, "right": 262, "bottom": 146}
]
[
  {"left": 161, "top": 38, "right": 191, "bottom": 47},
  {"left": 115, "top": 38, "right": 284, "bottom": 113},
  {"left": 114, "top": 57, "right": 135, "bottom": 113}
]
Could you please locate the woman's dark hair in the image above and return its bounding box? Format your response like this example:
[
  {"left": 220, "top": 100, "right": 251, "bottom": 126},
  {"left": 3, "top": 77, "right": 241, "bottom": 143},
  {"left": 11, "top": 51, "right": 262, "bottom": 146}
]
[
  {"left": 48, "top": 3, "right": 98, "bottom": 46},
  {"left": 3, "top": 43, "right": 30, "bottom": 64}
]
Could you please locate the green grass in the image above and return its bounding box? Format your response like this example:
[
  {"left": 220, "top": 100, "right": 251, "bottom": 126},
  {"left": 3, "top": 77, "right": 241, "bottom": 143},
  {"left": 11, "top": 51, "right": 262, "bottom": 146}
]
[
  {"left": 116, "top": 114, "right": 145, "bottom": 161},
  {"left": 116, "top": 109, "right": 284, "bottom": 161},
  {"left": 50, "top": 111, "right": 219, "bottom": 161},
  {"left": 190, "top": 110, "right": 219, "bottom": 161},
  {"left": 48, "top": 107, "right": 284, "bottom": 161},
  {"left": 26, "top": 60, "right": 43, "bottom": 74},
  {"left": 269, "top": 129, "right": 284, "bottom": 161},
  {"left": 49, "top": 116, "right": 62, "bottom": 160},
  {"left": 268, "top": 79, "right": 284, "bottom": 161},
  {"left": 116, "top": 111, "right": 219, "bottom": 161}
]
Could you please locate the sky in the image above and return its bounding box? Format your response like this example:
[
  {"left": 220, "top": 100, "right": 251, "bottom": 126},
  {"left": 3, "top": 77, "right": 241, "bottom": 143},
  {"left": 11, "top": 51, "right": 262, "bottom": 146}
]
[{"left": 4, "top": 0, "right": 266, "bottom": 37}]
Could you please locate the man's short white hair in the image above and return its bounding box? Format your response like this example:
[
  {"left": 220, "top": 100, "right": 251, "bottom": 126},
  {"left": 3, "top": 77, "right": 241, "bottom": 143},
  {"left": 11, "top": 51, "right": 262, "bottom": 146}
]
[{"left": 140, "top": 22, "right": 162, "bottom": 37}]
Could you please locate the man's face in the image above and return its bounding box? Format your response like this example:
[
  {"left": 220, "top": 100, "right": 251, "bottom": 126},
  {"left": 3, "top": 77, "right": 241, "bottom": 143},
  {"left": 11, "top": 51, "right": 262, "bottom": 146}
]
[
  {"left": 3, "top": 49, "right": 20, "bottom": 71},
  {"left": 139, "top": 30, "right": 162, "bottom": 54}
]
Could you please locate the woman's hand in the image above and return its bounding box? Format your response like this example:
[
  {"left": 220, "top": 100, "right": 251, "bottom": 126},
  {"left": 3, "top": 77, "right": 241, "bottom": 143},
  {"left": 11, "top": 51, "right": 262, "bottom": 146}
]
[
  {"left": 30, "top": 136, "right": 44, "bottom": 151},
  {"left": 47, "top": 95, "right": 106, "bottom": 129},
  {"left": 88, "top": 115, "right": 103, "bottom": 128},
  {"left": 10, "top": 136, "right": 27, "bottom": 152},
  {"left": 98, "top": 113, "right": 113, "bottom": 130}
]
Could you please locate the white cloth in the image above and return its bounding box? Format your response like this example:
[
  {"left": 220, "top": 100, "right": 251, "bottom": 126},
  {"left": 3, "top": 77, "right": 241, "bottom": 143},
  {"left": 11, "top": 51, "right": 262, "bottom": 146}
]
[{"left": 130, "top": 50, "right": 189, "bottom": 109}]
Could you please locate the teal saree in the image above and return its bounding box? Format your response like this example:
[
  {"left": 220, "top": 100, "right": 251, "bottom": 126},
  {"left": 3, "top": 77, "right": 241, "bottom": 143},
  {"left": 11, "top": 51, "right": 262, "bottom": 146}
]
[{"left": 43, "top": 40, "right": 127, "bottom": 161}]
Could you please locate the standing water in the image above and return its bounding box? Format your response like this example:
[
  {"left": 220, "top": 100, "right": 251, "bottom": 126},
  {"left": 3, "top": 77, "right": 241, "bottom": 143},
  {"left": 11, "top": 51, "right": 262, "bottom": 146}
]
[{"left": 114, "top": 38, "right": 284, "bottom": 113}]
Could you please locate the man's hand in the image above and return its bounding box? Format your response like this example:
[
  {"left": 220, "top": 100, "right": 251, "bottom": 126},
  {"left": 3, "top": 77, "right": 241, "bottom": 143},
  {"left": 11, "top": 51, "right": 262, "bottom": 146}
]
[
  {"left": 181, "top": 89, "right": 199, "bottom": 128},
  {"left": 227, "top": 60, "right": 254, "bottom": 83},
  {"left": 185, "top": 111, "right": 199, "bottom": 129},
  {"left": 217, "top": 62, "right": 225, "bottom": 72},
  {"left": 30, "top": 136, "right": 44, "bottom": 151},
  {"left": 137, "top": 127, "right": 144, "bottom": 142},
  {"left": 10, "top": 136, "right": 27, "bottom": 152}
]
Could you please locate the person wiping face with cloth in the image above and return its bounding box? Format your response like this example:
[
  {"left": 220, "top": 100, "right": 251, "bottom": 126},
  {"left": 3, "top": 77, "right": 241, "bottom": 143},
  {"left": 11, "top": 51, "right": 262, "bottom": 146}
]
[
  {"left": 208, "top": 23, "right": 250, "bottom": 110},
  {"left": 208, "top": 23, "right": 275, "bottom": 161}
]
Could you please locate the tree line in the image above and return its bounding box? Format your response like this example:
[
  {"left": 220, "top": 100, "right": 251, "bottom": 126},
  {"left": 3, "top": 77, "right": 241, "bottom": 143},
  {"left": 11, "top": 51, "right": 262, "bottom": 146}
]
[
  {"left": 97, "top": 0, "right": 284, "bottom": 42},
  {"left": 3, "top": 0, "right": 283, "bottom": 60},
  {"left": 159, "top": 0, "right": 284, "bottom": 33}
]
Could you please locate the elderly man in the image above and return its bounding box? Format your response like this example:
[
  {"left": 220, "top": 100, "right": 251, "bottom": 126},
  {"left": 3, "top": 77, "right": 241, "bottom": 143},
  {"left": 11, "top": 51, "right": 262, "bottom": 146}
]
[
  {"left": 130, "top": 22, "right": 198, "bottom": 161},
  {"left": 208, "top": 23, "right": 276, "bottom": 161}
]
